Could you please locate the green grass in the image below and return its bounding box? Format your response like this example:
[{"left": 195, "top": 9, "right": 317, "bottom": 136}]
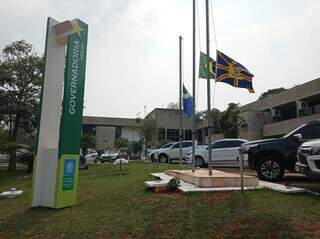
[{"left": 1, "top": 162, "right": 320, "bottom": 239}]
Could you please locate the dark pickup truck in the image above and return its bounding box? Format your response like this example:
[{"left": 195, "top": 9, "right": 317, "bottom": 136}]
[{"left": 240, "top": 120, "right": 320, "bottom": 182}]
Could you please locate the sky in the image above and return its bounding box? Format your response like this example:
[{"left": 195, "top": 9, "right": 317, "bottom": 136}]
[{"left": 1, "top": 0, "right": 320, "bottom": 118}]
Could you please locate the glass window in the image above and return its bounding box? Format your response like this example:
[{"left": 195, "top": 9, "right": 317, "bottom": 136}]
[
  {"left": 82, "top": 125, "right": 96, "bottom": 136},
  {"left": 171, "top": 143, "right": 180, "bottom": 149},
  {"left": 115, "top": 126, "right": 122, "bottom": 139},
  {"left": 227, "top": 140, "right": 246, "bottom": 148},
  {"left": 185, "top": 130, "right": 192, "bottom": 140},
  {"left": 300, "top": 124, "right": 320, "bottom": 139},
  {"left": 160, "top": 143, "right": 173, "bottom": 149},
  {"left": 182, "top": 142, "right": 192, "bottom": 148},
  {"left": 167, "top": 129, "right": 179, "bottom": 141},
  {"left": 211, "top": 141, "right": 227, "bottom": 149},
  {"left": 158, "top": 128, "right": 165, "bottom": 140}
]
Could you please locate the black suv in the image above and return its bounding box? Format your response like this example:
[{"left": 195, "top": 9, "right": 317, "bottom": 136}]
[{"left": 240, "top": 120, "right": 320, "bottom": 182}]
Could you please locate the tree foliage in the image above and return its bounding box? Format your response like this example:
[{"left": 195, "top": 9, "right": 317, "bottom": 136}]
[
  {"left": 81, "top": 134, "right": 96, "bottom": 150},
  {"left": 196, "top": 104, "right": 246, "bottom": 138},
  {"left": 259, "top": 87, "right": 286, "bottom": 100},
  {"left": 114, "top": 137, "right": 128, "bottom": 149},
  {"left": 140, "top": 118, "right": 157, "bottom": 145},
  {"left": 0, "top": 40, "right": 43, "bottom": 142},
  {"left": 219, "top": 103, "right": 246, "bottom": 138}
]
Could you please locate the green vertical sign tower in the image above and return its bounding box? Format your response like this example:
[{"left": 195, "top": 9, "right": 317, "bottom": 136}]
[{"left": 31, "top": 18, "right": 88, "bottom": 209}]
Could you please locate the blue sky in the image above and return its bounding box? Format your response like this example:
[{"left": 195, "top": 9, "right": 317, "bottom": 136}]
[{"left": 0, "top": 0, "right": 319, "bottom": 118}]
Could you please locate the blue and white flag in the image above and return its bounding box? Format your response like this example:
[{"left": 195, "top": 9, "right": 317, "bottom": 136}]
[{"left": 183, "top": 85, "right": 193, "bottom": 118}]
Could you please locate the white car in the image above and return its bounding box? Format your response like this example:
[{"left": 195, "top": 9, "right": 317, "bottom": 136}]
[
  {"left": 295, "top": 139, "right": 320, "bottom": 177},
  {"left": 0, "top": 152, "right": 10, "bottom": 163},
  {"left": 186, "top": 139, "right": 248, "bottom": 167},
  {"left": 153, "top": 141, "right": 196, "bottom": 163},
  {"left": 100, "top": 151, "right": 119, "bottom": 163},
  {"left": 149, "top": 143, "right": 174, "bottom": 161},
  {"left": 85, "top": 149, "right": 99, "bottom": 163}
]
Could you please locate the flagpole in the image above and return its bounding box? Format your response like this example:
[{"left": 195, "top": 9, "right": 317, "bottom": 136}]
[
  {"left": 206, "top": 0, "right": 213, "bottom": 176},
  {"left": 179, "top": 36, "right": 183, "bottom": 170},
  {"left": 192, "top": 0, "right": 196, "bottom": 173}
]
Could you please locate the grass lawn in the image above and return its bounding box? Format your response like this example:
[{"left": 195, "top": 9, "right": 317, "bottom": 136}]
[{"left": 1, "top": 161, "right": 320, "bottom": 239}]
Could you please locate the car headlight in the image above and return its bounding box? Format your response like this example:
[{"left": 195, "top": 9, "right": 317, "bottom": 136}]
[{"left": 310, "top": 147, "right": 320, "bottom": 155}]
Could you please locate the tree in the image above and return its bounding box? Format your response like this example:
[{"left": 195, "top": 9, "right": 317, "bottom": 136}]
[
  {"left": 167, "top": 102, "right": 179, "bottom": 109},
  {"left": 259, "top": 87, "right": 286, "bottom": 100},
  {"left": 81, "top": 134, "right": 96, "bottom": 150},
  {"left": 140, "top": 118, "right": 157, "bottom": 145},
  {"left": 219, "top": 103, "right": 246, "bottom": 138},
  {"left": 0, "top": 40, "right": 43, "bottom": 172},
  {"left": 114, "top": 137, "right": 128, "bottom": 149},
  {"left": 195, "top": 108, "right": 222, "bottom": 134},
  {"left": 128, "top": 140, "right": 143, "bottom": 159},
  {"left": 0, "top": 40, "right": 43, "bottom": 142}
]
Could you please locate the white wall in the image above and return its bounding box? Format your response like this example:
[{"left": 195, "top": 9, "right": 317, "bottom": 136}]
[{"left": 121, "top": 126, "right": 141, "bottom": 142}]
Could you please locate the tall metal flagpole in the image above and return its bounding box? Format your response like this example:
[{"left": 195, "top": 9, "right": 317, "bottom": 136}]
[
  {"left": 179, "top": 36, "right": 183, "bottom": 170},
  {"left": 192, "top": 0, "right": 196, "bottom": 173},
  {"left": 206, "top": 0, "right": 213, "bottom": 176}
]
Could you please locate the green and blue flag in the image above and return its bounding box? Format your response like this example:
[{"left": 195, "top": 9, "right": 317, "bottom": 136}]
[{"left": 216, "top": 50, "right": 254, "bottom": 93}]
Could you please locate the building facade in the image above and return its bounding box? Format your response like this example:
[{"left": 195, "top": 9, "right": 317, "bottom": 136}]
[
  {"left": 239, "top": 78, "right": 320, "bottom": 140},
  {"left": 82, "top": 116, "right": 142, "bottom": 150},
  {"left": 82, "top": 108, "right": 194, "bottom": 149},
  {"left": 145, "top": 108, "right": 193, "bottom": 142}
]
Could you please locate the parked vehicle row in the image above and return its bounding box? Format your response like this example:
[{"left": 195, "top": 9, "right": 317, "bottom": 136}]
[
  {"left": 149, "top": 139, "right": 248, "bottom": 168},
  {"left": 147, "top": 120, "right": 320, "bottom": 183},
  {"left": 0, "top": 148, "right": 32, "bottom": 165},
  {"left": 82, "top": 149, "right": 127, "bottom": 163}
]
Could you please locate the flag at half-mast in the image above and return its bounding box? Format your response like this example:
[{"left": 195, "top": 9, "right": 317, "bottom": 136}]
[
  {"left": 199, "top": 52, "right": 216, "bottom": 79},
  {"left": 183, "top": 85, "right": 193, "bottom": 118},
  {"left": 216, "top": 50, "right": 254, "bottom": 93}
]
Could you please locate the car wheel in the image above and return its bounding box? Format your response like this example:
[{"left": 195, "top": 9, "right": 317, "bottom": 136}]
[
  {"left": 159, "top": 154, "right": 168, "bottom": 163},
  {"left": 195, "top": 156, "right": 204, "bottom": 168},
  {"left": 257, "top": 157, "right": 284, "bottom": 182}
]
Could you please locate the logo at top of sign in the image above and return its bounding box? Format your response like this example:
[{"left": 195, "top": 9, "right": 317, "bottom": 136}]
[{"left": 71, "top": 20, "right": 85, "bottom": 39}]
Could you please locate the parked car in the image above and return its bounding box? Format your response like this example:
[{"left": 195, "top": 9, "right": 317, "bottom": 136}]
[
  {"left": 240, "top": 120, "right": 320, "bottom": 182},
  {"left": 0, "top": 151, "right": 10, "bottom": 163},
  {"left": 85, "top": 149, "right": 99, "bottom": 163},
  {"left": 149, "top": 143, "right": 174, "bottom": 161},
  {"left": 100, "top": 151, "right": 119, "bottom": 163},
  {"left": 16, "top": 148, "right": 32, "bottom": 165},
  {"left": 186, "top": 139, "right": 248, "bottom": 167},
  {"left": 153, "top": 141, "right": 194, "bottom": 163},
  {"left": 295, "top": 139, "right": 320, "bottom": 178}
]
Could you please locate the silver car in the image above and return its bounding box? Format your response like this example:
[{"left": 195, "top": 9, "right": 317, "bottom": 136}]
[{"left": 186, "top": 139, "right": 248, "bottom": 167}]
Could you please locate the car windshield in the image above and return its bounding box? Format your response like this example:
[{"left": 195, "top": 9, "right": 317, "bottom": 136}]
[
  {"left": 160, "top": 143, "right": 173, "bottom": 149},
  {"left": 282, "top": 124, "right": 306, "bottom": 138}
]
